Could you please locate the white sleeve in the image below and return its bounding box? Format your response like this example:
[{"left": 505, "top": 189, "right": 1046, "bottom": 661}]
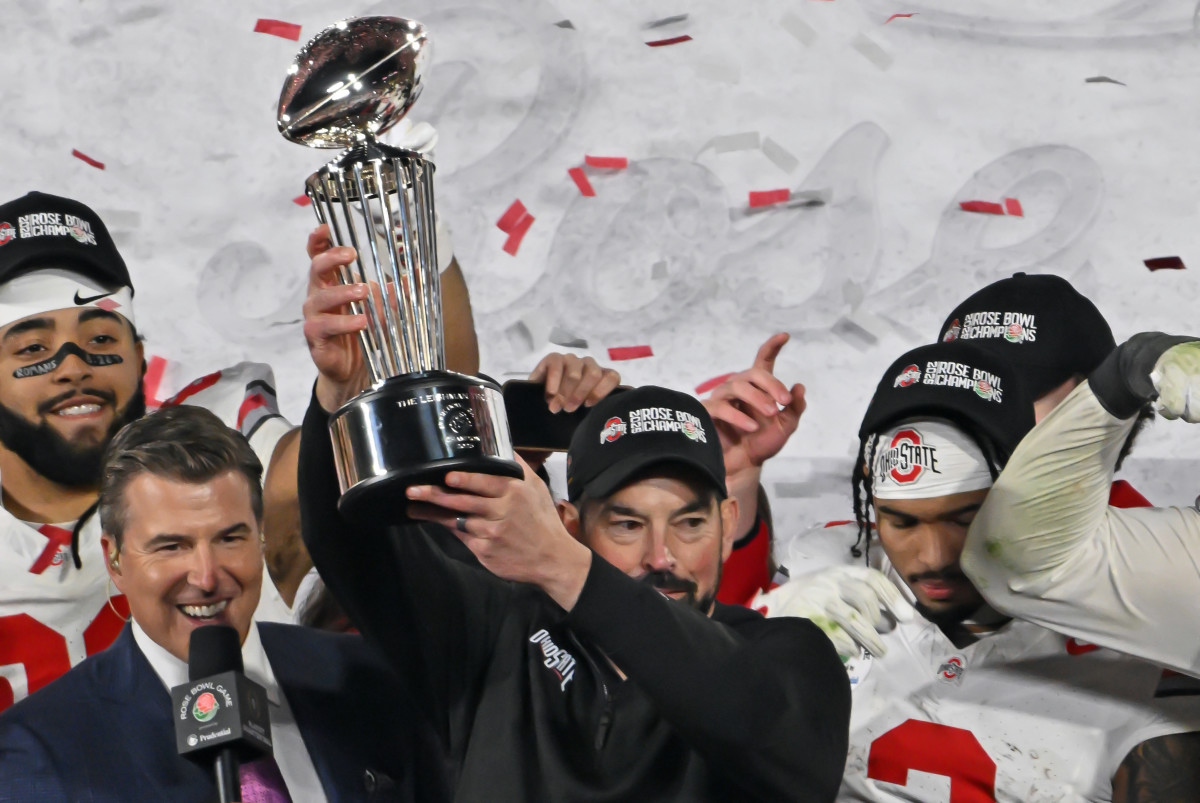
[
  {"left": 963, "top": 380, "right": 1200, "bottom": 677},
  {"left": 163, "top": 362, "right": 295, "bottom": 469}
]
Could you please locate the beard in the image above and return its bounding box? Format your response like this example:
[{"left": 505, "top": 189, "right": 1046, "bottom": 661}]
[
  {"left": 639, "top": 559, "right": 722, "bottom": 614},
  {"left": 0, "top": 383, "right": 146, "bottom": 489}
]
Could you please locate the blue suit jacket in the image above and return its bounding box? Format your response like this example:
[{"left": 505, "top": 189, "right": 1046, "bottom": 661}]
[{"left": 0, "top": 623, "right": 449, "bottom": 802}]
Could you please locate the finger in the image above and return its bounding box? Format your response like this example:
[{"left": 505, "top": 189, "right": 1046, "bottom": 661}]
[
  {"left": 540, "top": 357, "right": 567, "bottom": 409},
  {"left": 584, "top": 371, "right": 621, "bottom": 406},
  {"left": 305, "top": 283, "right": 369, "bottom": 317},
  {"left": 864, "top": 569, "right": 915, "bottom": 622},
  {"left": 706, "top": 401, "right": 760, "bottom": 433},
  {"left": 528, "top": 356, "right": 549, "bottom": 383},
  {"left": 561, "top": 359, "right": 601, "bottom": 412},
  {"left": 839, "top": 614, "right": 888, "bottom": 658},
  {"left": 444, "top": 468, "right": 520, "bottom": 499},
  {"left": 405, "top": 483, "right": 496, "bottom": 516},
  {"left": 553, "top": 360, "right": 587, "bottom": 413},
  {"left": 306, "top": 224, "right": 333, "bottom": 260},
  {"left": 728, "top": 378, "right": 782, "bottom": 417},
  {"left": 753, "top": 332, "right": 790, "bottom": 374},
  {"left": 405, "top": 500, "right": 462, "bottom": 529},
  {"left": 303, "top": 313, "right": 368, "bottom": 344},
  {"left": 309, "top": 247, "right": 358, "bottom": 289}
]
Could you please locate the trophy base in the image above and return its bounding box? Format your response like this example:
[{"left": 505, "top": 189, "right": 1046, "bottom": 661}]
[{"left": 329, "top": 371, "right": 522, "bottom": 524}]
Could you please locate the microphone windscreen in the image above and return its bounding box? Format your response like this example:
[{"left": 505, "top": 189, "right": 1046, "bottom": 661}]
[{"left": 188, "top": 624, "right": 244, "bottom": 680}]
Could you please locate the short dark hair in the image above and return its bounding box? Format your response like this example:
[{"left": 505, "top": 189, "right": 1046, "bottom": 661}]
[{"left": 98, "top": 406, "right": 263, "bottom": 549}]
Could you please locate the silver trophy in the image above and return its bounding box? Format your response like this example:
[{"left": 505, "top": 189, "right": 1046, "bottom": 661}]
[{"left": 278, "top": 16, "right": 520, "bottom": 521}]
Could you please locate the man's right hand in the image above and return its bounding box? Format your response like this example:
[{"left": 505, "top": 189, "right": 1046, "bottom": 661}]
[
  {"left": 751, "top": 566, "right": 914, "bottom": 659},
  {"left": 302, "top": 225, "right": 371, "bottom": 412}
]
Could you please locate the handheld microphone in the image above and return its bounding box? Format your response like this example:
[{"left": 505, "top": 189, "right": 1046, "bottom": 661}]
[{"left": 171, "top": 625, "right": 272, "bottom": 803}]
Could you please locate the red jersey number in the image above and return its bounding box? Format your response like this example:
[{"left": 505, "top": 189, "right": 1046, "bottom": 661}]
[
  {"left": 867, "top": 718, "right": 997, "bottom": 802},
  {"left": 0, "top": 596, "right": 129, "bottom": 710}
]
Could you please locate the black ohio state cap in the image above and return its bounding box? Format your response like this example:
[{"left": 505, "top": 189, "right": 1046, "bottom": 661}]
[
  {"left": 860, "top": 341, "right": 1035, "bottom": 464},
  {"left": 937, "top": 273, "right": 1113, "bottom": 399},
  {"left": 567, "top": 385, "right": 726, "bottom": 504},
  {"left": 0, "top": 192, "right": 132, "bottom": 291}
]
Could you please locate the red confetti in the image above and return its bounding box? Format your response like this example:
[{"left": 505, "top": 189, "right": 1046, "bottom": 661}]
[
  {"left": 143, "top": 356, "right": 168, "bottom": 409},
  {"left": 292, "top": 194, "right": 311, "bottom": 207},
  {"left": 885, "top": 13, "right": 916, "bottom": 23},
  {"left": 502, "top": 213, "right": 535, "bottom": 256},
  {"left": 254, "top": 19, "right": 302, "bottom": 40},
  {"left": 496, "top": 200, "right": 528, "bottom": 233},
  {"left": 585, "top": 155, "right": 628, "bottom": 169},
  {"left": 959, "top": 200, "right": 1005, "bottom": 215},
  {"left": 645, "top": 35, "right": 692, "bottom": 47},
  {"left": 567, "top": 167, "right": 596, "bottom": 197},
  {"left": 694, "top": 372, "right": 735, "bottom": 395},
  {"left": 71, "top": 149, "right": 105, "bottom": 170},
  {"left": 749, "top": 189, "right": 791, "bottom": 208},
  {"left": 1144, "top": 256, "right": 1186, "bottom": 271},
  {"left": 607, "top": 345, "right": 654, "bottom": 361},
  {"left": 1003, "top": 197, "right": 1023, "bottom": 216}
]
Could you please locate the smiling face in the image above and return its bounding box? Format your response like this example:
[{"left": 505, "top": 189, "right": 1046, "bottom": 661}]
[
  {"left": 563, "top": 472, "right": 737, "bottom": 614},
  {"left": 0, "top": 306, "right": 143, "bottom": 487},
  {"left": 102, "top": 470, "right": 264, "bottom": 662},
  {"left": 873, "top": 488, "right": 990, "bottom": 623}
]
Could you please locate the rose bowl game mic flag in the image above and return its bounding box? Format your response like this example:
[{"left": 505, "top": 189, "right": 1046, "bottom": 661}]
[{"left": 172, "top": 625, "right": 272, "bottom": 801}]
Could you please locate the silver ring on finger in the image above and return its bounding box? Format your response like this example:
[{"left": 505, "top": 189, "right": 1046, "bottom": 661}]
[{"left": 455, "top": 516, "right": 469, "bottom": 534}]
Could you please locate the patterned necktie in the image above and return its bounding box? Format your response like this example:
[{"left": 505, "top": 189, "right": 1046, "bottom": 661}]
[{"left": 240, "top": 755, "right": 293, "bottom": 803}]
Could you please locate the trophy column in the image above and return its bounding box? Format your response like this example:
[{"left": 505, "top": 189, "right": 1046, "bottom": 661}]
[{"left": 277, "top": 16, "right": 521, "bottom": 523}]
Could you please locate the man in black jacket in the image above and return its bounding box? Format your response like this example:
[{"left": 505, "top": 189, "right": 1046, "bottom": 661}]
[{"left": 298, "top": 240, "right": 850, "bottom": 801}]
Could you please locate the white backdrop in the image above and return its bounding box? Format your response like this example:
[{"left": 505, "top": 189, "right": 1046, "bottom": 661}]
[{"left": 5, "top": 0, "right": 1200, "bottom": 536}]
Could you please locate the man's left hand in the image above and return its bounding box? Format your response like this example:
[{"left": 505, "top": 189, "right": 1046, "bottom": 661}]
[{"left": 406, "top": 458, "right": 593, "bottom": 610}]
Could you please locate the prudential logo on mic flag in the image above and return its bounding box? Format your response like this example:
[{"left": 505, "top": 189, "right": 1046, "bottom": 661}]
[{"left": 192, "top": 692, "right": 219, "bottom": 723}]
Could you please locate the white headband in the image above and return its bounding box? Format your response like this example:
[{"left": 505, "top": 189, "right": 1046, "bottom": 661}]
[
  {"left": 870, "top": 418, "right": 993, "bottom": 500},
  {"left": 0, "top": 268, "right": 134, "bottom": 330}
]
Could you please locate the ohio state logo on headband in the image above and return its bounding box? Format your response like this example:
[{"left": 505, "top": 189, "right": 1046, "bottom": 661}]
[
  {"left": 877, "top": 429, "right": 940, "bottom": 485},
  {"left": 894, "top": 365, "right": 921, "bottom": 388},
  {"left": 600, "top": 417, "right": 627, "bottom": 444}
]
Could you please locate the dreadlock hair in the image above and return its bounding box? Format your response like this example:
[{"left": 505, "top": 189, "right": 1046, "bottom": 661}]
[{"left": 850, "top": 416, "right": 1007, "bottom": 565}]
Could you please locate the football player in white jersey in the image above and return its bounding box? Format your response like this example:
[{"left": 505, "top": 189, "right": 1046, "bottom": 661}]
[{"left": 752, "top": 341, "right": 1200, "bottom": 801}]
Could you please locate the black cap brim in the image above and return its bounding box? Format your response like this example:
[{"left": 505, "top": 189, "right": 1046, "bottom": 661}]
[{"left": 577, "top": 452, "right": 727, "bottom": 503}]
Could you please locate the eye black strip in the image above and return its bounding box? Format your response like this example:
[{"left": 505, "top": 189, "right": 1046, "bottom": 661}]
[{"left": 13, "top": 342, "right": 124, "bottom": 379}]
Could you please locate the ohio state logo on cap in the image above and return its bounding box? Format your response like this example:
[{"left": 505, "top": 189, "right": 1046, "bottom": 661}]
[
  {"left": 0, "top": 223, "right": 14, "bottom": 246},
  {"left": 600, "top": 416, "right": 627, "bottom": 444},
  {"left": 942, "top": 319, "right": 960, "bottom": 342},
  {"left": 894, "top": 364, "right": 921, "bottom": 388},
  {"left": 877, "top": 428, "right": 940, "bottom": 484}
]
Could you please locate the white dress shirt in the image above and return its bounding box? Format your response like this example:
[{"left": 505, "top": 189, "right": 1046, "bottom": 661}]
[{"left": 133, "top": 621, "right": 328, "bottom": 802}]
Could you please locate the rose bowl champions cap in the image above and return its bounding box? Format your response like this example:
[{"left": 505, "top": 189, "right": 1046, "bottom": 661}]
[
  {"left": 859, "top": 341, "right": 1035, "bottom": 466},
  {"left": 567, "top": 385, "right": 726, "bottom": 504},
  {"left": 0, "top": 192, "right": 134, "bottom": 328},
  {"left": 936, "top": 272, "right": 1114, "bottom": 400}
]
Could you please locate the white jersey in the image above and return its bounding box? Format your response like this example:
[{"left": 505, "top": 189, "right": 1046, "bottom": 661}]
[
  {"left": 0, "top": 363, "right": 296, "bottom": 712},
  {"left": 788, "top": 527, "right": 1200, "bottom": 801},
  {"left": 0, "top": 513, "right": 122, "bottom": 711}
]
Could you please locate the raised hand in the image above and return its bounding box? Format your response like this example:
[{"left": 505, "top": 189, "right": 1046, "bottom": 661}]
[
  {"left": 302, "top": 225, "right": 371, "bottom": 412},
  {"left": 703, "top": 333, "right": 807, "bottom": 477},
  {"left": 528, "top": 353, "right": 621, "bottom": 414}
]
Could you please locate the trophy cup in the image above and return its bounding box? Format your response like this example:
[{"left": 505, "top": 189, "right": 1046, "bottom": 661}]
[{"left": 278, "top": 16, "right": 521, "bottom": 521}]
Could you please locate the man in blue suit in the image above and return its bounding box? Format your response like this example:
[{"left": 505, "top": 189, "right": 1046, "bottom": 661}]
[{"left": 0, "top": 406, "right": 447, "bottom": 802}]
